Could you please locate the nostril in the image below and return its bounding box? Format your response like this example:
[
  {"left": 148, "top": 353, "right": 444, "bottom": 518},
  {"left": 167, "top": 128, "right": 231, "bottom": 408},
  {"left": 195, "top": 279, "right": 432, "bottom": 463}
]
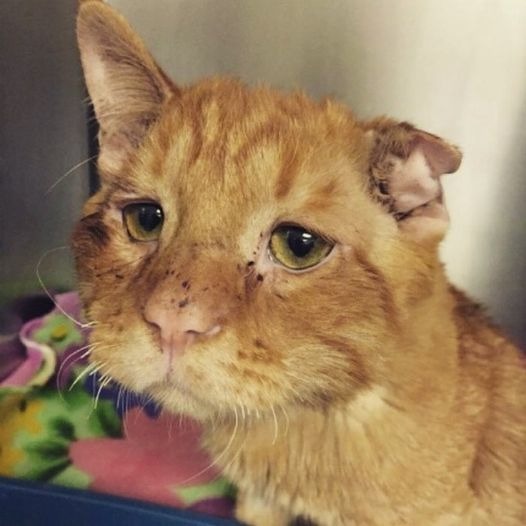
[
  {"left": 146, "top": 318, "right": 162, "bottom": 336},
  {"left": 143, "top": 305, "right": 164, "bottom": 333},
  {"left": 144, "top": 300, "right": 222, "bottom": 344},
  {"left": 185, "top": 324, "right": 221, "bottom": 338},
  {"left": 204, "top": 324, "right": 221, "bottom": 337}
]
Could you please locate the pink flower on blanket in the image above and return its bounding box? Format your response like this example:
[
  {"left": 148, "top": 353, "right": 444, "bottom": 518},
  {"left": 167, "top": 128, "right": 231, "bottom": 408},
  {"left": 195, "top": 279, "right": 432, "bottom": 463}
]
[{"left": 69, "top": 408, "right": 232, "bottom": 511}]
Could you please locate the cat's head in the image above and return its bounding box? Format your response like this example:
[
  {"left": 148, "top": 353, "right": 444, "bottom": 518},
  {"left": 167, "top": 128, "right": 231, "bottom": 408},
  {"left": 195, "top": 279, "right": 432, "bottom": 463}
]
[{"left": 72, "top": 1, "right": 461, "bottom": 420}]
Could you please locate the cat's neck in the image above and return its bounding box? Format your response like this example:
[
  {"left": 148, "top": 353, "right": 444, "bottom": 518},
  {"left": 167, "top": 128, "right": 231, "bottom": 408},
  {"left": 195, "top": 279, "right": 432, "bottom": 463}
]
[{"left": 382, "top": 270, "right": 460, "bottom": 414}]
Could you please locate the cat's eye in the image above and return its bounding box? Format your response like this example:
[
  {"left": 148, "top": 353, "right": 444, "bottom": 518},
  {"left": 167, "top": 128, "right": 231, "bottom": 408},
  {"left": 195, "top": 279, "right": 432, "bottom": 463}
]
[
  {"left": 122, "top": 203, "right": 164, "bottom": 242},
  {"left": 269, "top": 225, "right": 333, "bottom": 270}
]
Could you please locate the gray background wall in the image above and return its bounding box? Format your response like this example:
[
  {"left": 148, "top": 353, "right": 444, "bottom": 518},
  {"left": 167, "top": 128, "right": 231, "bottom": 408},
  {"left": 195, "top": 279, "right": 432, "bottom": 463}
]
[
  {"left": 1, "top": 0, "right": 525, "bottom": 346},
  {"left": 0, "top": 0, "right": 90, "bottom": 307}
]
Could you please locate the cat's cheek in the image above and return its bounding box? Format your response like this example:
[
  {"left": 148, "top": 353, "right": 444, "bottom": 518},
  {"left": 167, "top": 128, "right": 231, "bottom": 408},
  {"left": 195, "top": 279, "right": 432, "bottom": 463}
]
[{"left": 73, "top": 209, "right": 153, "bottom": 284}]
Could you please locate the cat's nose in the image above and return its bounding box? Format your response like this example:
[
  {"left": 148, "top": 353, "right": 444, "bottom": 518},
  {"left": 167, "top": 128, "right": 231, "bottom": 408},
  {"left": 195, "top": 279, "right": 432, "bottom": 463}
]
[{"left": 143, "top": 302, "right": 221, "bottom": 355}]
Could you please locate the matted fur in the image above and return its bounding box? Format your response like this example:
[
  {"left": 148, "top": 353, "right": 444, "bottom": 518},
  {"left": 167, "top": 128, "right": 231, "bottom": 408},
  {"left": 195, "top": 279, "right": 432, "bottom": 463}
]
[{"left": 73, "top": 2, "right": 526, "bottom": 525}]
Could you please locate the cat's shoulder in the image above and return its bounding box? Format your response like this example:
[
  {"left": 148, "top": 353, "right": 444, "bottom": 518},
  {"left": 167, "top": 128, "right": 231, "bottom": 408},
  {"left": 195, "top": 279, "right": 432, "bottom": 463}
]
[
  {"left": 450, "top": 284, "right": 525, "bottom": 428},
  {"left": 448, "top": 285, "right": 525, "bottom": 391},
  {"left": 449, "top": 285, "right": 521, "bottom": 355}
]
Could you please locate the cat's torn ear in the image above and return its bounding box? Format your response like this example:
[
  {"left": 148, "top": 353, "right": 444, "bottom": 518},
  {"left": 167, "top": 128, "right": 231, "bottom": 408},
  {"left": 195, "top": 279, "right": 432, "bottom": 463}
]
[
  {"left": 77, "top": 0, "right": 177, "bottom": 175},
  {"left": 364, "top": 118, "right": 462, "bottom": 243}
]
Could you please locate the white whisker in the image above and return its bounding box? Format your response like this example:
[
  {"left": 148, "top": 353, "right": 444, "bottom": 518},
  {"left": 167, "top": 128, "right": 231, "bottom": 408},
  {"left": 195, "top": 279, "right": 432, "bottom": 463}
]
[
  {"left": 69, "top": 361, "right": 98, "bottom": 391},
  {"left": 56, "top": 343, "right": 96, "bottom": 399},
  {"left": 279, "top": 404, "right": 290, "bottom": 436},
  {"left": 180, "top": 407, "right": 239, "bottom": 485},
  {"left": 57, "top": 343, "right": 94, "bottom": 380},
  {"left": 36, "top": 246, "right": 92, "bottom": 330},
  {"left": 45, "top": 155, "right": 97, "bottom": 195},
  {"left": 93, "top": 372, "right": 112, "bottom": 411},
  {"left": 122, "top": 391, "right": 131, "bottom": 437},
  {"left": 116, "top": 384, "right": 124, "bottom": 411},
  {"left": 270, "top": 404, "right": 279, "bottom": 445},
  {"left": 167, "top": 411, "right": 175, "bottom": 441},
  {"left": 218, "top": 419, "right": 248, "bottom": 480}
]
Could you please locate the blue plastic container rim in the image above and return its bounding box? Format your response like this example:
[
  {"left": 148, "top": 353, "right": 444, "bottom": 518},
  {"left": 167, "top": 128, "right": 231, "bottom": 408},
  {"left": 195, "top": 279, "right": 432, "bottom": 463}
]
[{"left": 0, "top": 476, "right": 239, "bottom": 526}]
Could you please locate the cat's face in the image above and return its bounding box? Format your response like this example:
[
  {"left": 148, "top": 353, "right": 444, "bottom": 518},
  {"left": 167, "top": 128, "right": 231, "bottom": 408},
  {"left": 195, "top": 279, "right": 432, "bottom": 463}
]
[{"left": 73, "top": 1, "right": 461, "bottom": 420}]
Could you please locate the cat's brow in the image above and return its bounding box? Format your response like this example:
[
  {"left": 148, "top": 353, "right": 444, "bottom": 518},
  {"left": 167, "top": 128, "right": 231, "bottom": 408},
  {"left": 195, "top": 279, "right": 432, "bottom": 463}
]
[{"left": 107, "top": 179, "right": 151, "bottom": 198}]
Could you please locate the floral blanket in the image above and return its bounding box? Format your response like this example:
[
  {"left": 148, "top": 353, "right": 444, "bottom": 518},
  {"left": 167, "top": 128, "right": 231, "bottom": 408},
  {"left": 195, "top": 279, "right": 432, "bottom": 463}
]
[{"left": 0, "top": 292, "right": 235, "bottom": 518}]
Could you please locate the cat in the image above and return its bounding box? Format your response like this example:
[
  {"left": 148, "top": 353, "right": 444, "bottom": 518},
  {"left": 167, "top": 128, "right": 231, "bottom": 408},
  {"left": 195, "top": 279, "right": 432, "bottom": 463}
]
[{"left": 72, "top": 1, "right": 526, "bottom": 525}]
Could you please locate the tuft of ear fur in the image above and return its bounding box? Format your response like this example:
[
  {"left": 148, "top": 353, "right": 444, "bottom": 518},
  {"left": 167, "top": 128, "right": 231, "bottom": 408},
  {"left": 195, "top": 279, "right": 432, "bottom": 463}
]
[
  {"left": 77, "top": 0, "right": 177, "bottom": 175},
  {"left": 363, "top": 118, "right": 462, "bottom": 243}
]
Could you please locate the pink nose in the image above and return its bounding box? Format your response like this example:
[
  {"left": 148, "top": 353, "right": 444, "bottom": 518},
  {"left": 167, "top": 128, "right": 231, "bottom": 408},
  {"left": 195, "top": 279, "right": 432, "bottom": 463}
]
[{"left": 144, "top": 301, "right": 221, "bottom": 356}]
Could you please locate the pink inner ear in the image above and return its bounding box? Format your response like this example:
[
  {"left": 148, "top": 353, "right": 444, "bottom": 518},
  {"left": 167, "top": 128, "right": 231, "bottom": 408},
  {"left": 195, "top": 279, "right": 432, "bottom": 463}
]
[
  {"left": 388, "top": 147, "right": 441, "bottom": 214},
  {"left": 387, "top": 146, "right": 452, "bottom": 241}
]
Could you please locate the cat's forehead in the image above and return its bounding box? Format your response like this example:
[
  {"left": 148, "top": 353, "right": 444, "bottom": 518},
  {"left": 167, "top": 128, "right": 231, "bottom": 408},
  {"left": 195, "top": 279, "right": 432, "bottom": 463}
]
[{"left": 132, "top": 79, "right": 369, "bottom": 225}]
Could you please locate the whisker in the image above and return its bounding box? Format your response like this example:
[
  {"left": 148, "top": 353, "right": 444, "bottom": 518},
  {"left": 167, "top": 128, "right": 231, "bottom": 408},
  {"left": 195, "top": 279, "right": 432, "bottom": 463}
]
[
  {"left": 85, "top": 368, "right": 113, "bottom": 421},
  {"left": 180, "top": 406, "right": 239, "bottom": 485},
  {"left": 93, "top": 372, "right": 112, "bottom": 411},
  {"left": 279, "top": 404, "right": 290, "bottom": 436},
  {"left": 57, "top": 343, "right": 94, "bottom": 379},
  {"left": 168, "top": 410, "right": 175, "bottom": 441},
  {"left": 69, "top": 352, "right": 113, "bottom": 397},
  {"left": 56, "top": 343, "right": 96, "bottom": 398},
  {"left": 270, "top": 404, "right": 279, "bottom": 445},
  {"left": 36, "top": 246, "right": 92, "bottom": 330},
  {"left": 116, "top": 384, "right": 124, "bottom": 412},
  {"left": 178, "top": 408, "right": 184, "bottom": 430},
  {"left": 45, "top": 155, "right": 98, "bottom": 195},
  {"left": 69, "top": 361, "right": 98, "bottom": 391},
  {"left": 122, "top": 390, "right": 131, "bottom": 437},
  {"left": 217, "top": 417, "right": 248, "bottom": 481},
  {"left": 132, "top": 399, "right": 141, "bottom": 428}
]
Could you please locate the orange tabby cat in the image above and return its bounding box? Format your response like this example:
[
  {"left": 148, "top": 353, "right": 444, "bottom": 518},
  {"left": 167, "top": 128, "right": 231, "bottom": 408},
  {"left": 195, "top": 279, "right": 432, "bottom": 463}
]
[{"left": 73, "top": 2, "right": 526, "bottom": 525}]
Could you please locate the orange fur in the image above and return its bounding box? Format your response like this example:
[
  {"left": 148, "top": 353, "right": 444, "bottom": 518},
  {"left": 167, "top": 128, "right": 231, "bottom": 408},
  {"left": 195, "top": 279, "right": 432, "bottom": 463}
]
[{"left": 73, "top": 3, "right": 526, "bottom": 525}]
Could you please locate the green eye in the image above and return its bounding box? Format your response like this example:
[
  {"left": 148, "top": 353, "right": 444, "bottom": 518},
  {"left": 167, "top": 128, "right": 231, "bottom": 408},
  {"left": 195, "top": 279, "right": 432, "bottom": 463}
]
[
  {"left": 123, "top": 203, "right": 164, "bottom": 241},
  {"left": 269, "top": 225, "right": 333, "bottom": 270}
]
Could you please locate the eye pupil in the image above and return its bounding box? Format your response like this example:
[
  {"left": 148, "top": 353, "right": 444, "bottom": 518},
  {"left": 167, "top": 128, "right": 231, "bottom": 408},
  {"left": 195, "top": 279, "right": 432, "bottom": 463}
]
[
  {"left": 269, "top": 224, "right": 333, "bottom": 270},
  {"left": 123, "top": 202, "right": 164, "bottom": 241},
  {"left": 287, "top": 228, "right": 314, "bottom": 258},
  {"left": 138, "top": 205, "right": 162, "bottom": 232}
]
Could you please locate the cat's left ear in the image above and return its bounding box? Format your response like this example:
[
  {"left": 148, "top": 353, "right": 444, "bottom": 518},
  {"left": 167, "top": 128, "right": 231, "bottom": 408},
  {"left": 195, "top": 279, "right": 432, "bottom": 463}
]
[
  {"left": 363, "top": 118, "right": 462, "bottom": 243},
  {"left": 77, "top": 0, "right": 177, "bottom": 175}
]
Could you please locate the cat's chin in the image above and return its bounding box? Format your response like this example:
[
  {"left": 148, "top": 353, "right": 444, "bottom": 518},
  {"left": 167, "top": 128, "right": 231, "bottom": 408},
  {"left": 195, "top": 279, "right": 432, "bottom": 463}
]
[{"left": 147, "top": 379, "right": 219, "bottom": 421}]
